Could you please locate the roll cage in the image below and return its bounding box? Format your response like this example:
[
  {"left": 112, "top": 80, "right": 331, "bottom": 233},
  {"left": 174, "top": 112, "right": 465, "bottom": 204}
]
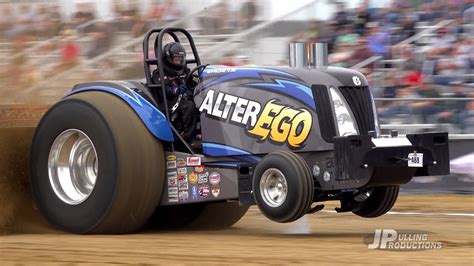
[{"left": 142, "top": 27, "right": 202, "bottom": 153}]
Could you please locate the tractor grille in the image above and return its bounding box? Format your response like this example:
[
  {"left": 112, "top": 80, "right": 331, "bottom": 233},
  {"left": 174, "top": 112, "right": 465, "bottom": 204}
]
[{"left": 338, "top": 86, "right": 375, "bottom": 135}]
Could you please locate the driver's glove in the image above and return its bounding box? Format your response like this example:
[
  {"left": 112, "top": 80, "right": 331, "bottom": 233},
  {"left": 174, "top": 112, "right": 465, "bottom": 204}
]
[
  {"left": 179, "top": 84, "right": 187, "bottom": 94},
  {"left": 172, "top": 84, "right": 187, "bottom": 96}
]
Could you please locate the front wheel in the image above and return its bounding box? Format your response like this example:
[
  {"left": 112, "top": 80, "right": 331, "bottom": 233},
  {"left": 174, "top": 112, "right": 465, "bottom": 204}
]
[
  {"left": 253, "top": 151, "right": 314, "bottom": 223},
  {"left": 352, "top": 186, "right": 399, "bottom": 218},
  {"left": 30, "top": 92, "right": 165, "bottom": 234}
]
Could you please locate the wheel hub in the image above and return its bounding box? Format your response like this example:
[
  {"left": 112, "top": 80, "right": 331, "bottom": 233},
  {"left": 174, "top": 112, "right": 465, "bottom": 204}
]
[
  {"left": 260, "top": 168, "right": 288, "bottom": 208},
  {"left": 48, "top": 129, "right": 98, "bottom": 205}
]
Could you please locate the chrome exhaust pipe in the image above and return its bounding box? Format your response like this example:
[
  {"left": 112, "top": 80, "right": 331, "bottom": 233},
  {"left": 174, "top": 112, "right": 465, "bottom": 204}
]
[
  {"left": 289, "top": 42, "right": 328, "bottom": 68},
  {"left": 309, "top": 43, "right": 328, "bottom": 69},
  {"left": 289, "top": 43, "right": 308, "bottom": 68}
]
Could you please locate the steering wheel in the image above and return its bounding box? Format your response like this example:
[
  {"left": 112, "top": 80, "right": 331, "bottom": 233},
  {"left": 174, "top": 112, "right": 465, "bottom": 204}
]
[{"left": 186, "top": 64, "right": 208, "bottom": 89}]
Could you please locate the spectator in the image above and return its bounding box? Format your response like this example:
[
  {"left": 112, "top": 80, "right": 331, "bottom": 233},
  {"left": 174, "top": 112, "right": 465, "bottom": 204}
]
[
  {"left": 421, "top": 50, "right": 438, "bottom": 78},
  {"left": 0, "top": 4, "right": 14, "bottom": 40},
  {"left": 144, "top": 2, "right": 165, "bottom": 29},
  {"left": 333, "top": 2, "right": 348, "bottom": 27},
  {"left": 200, "top": 2, "right": 230, "bottom": 35},
  {"left": 290, "top": 20, "right": 321, "bottom": 43},
  {"left": 430, "top": 27, "right": 456, "bottom": 54},
  {"left": 350, "top": 37, "right": 373, "bottom": 66},
  {"left": 412, "top": 82, "right": 442, "bottom": 123},
  {"left": 367, "top": 22, "right": 390, "bottom": 57},
  {"left": 437, "top": 82, "right": 467, "bottom": 125},
  {"left": 434, "top": 46, "right": 469, "bottom": 85},
  {"left": 240, "top": 0, "right": 258, "bottom": 29},
  {"left": 334, "top": 24, "right": 359, "bottom": 49},
  {"left": 401, "top": 44, "right": 422, "bottom": 72},
  {"left": 72, "top": 3, "right": 96, "bottom": 27},
  {"left": 353, "top": 4, "right": 371, "bottom": 35},
  {"left": 458, "top": 98, "right": 474, "bottom": 133},
  {"left": 161, "top": 0, "right": 181, "bottom": 23},
  {"left": 86, "top": 22, "right": 113, "bottom": 59},
  {"left": 60, "top": 30, "right": 80, "bottom": 68},
  {"left": 379, "top": 86, "right": 417, "bottom": 120},
  {"left": 317, "top": 21, "right": 338, "bottom": 53},
  {"left": 219, "top": 53, "right": 239, "bottom": 66},
  {"left": 398, "top": 14, "right": 417, "bottom": 41},
  {"left": 464, "top": 4, "right": 474, "bottom": 36}
]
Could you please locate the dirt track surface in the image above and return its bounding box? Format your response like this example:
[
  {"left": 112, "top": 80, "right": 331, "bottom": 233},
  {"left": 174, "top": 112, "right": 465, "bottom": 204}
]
[
  {"left": 0, "top": 195, "right": 472, "bottom": 265},
  {"left": 0, "top": 106, "right": 472, "bottom": 264}
]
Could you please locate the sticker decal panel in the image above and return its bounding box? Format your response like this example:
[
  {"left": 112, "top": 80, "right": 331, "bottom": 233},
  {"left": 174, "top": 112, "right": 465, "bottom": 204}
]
[{"left": 163, "top": 153, "right": 239, "bottom": 205}]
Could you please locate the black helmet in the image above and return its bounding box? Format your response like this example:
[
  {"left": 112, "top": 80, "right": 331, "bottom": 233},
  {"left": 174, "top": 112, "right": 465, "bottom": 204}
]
[{"left": 163, "top": 42, "right": 186, "bottom": 72}]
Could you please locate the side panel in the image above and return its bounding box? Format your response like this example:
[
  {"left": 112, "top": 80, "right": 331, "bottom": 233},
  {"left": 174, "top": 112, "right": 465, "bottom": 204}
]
[
  {"left": 65, "top": 84, "right": 174, "bottom": 142},
  {"left": 194, "top": 67, "right": 333, "bottom": 156},
  {"left": 160, "top": 152, "right": 240, "bottom": 206}
]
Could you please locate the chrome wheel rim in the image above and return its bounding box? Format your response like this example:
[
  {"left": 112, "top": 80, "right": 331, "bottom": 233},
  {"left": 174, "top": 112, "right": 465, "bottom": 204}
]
[
  {"left": 48, "top": 129, "right": 98, "bottom": 205},
  {"left": 260, "top": 168, "right": 288, "bottom": 208}
]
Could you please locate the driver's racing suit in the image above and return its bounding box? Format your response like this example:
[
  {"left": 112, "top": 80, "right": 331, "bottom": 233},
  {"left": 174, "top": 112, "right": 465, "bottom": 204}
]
[{"left": 153, "top": 69, "right": 198, "bottom": 142}]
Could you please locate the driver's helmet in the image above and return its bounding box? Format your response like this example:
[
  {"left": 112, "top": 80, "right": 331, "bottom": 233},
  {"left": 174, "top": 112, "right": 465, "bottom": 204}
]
[{"left": 163, "top": 42, "right": 186, "bottom": 72}]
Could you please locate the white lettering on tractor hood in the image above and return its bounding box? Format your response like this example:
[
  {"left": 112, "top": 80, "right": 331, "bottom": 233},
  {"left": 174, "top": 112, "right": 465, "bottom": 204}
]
[{"left": 199, "top": 89, "right": 261, "bottom": 127}]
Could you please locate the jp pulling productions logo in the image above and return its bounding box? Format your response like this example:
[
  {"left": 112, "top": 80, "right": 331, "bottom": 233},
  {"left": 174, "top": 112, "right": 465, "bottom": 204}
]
[{"left": 366, "top": 229, "right": 443, "bottom": 250}]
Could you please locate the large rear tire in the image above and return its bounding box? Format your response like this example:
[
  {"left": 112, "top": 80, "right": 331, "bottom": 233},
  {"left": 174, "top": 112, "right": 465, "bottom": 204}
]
[
  {"left": 151, "top": 201, "right": 249, "bottom": 230},
  {"left": 30, "top": 92, "right": 165, "bottom": 234},
  {"left": 352, "top": 186, "right": 399, "bottom": 218}
]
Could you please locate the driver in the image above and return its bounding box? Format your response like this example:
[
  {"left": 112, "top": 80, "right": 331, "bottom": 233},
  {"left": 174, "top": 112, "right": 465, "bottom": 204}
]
[{"left": 153, "top": 42, "right": 197, "bottom": 142}]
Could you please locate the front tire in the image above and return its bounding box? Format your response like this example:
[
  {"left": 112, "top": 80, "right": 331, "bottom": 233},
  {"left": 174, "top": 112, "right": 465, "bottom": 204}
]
[
  {"left": 253, "top": 151, "right": 314, "bottom": 223},
  {"left": 30, "top": 92, "right": 165, "bottom": 234},
  {"left": 352, "top": 186, "right": 399, "bottom": 218}
]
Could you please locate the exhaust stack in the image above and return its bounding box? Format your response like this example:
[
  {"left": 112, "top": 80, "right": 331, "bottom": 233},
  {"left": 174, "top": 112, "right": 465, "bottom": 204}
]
[
  {"left": 309, "top": 43, "right": 328, "bottom": 68},
  {"left": 289, "top": 43, "right": 308, "bottom": 68},
  {"left": 289, "top": 42, "right": 328, "bottom": 68}
]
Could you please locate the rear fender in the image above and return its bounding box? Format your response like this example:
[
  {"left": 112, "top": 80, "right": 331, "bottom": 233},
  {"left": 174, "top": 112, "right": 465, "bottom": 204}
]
[{"left": 64, "top": 85, "right": 174, "bottom": 142}]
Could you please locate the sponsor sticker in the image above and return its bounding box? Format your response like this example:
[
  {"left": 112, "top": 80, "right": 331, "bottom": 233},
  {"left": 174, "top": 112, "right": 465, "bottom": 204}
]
[
  {"left": 189, "top": 172, "right": 198, "bottom": 184},
  {"left": 187, "top": 156, "right": 202, "bottom": 166},
  {"left": 168, "top": 187, "right": 178, "bottom": 195},
  {"left": 178, "top": 175, "right": 188, "bottom": 182},
  {"left": 194, "top": 166, "right": 205, "bottom": 173},
  {"left": 177, "top": 158, "right": 186, "bottom": 167},
  {"left": 167, "top": 171, "right": 177, "bottom": 178},
  {"left": 209, "top": 172, "right": 221, "bottom": 185},
  {"left": 198, "top": 172, "right": 209, "bottom": 184},
  {"left": 168, "top": 195, "right": 179, "bottom": 202},
  {"left": 167, "top": 154, "right": 177, "bottom": 161},
  {"left": 168, "top": 175, "right": 178, "bottom": 187},
  {"left": 191, "top": 185, "right": 199, "bottom": 200},
  {"left": 177, "top": 167, "right": 187, "bottom": 175},
  {"left": 179, "top": 180, "right": 188, "bottom": 190},
  {"left": 204, "top": 68, "right": 236, "bottom": 74},
  {"left": 166, "top": 160, "right": 177, "bottom": 169},
  {"left": 198, "top": 184, "right": 210, "bottom": 198},
  {"left": 211, "top": 185, "right": 220, "bottom": 198},
  {"left": 179, "top": 190, "right": 189, "bottom": 202}
]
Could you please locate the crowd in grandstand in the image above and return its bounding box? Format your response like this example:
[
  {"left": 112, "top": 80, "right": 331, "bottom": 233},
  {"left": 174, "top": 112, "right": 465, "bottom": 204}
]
[
  {"left": 0, "top": 0, "right": 472, "bottom": 132},
  {"left": 291, "top": 0, "right": 473, "bottom": 133}
]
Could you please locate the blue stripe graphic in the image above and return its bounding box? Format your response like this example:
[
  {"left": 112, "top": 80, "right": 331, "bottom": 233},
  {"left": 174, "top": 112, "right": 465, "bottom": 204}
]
[
  {"left": 202, "top": 142, "right": 251, "bottom": 156},
  {"left": 65, "top": 86, "right": 174, "bottom": 142}
]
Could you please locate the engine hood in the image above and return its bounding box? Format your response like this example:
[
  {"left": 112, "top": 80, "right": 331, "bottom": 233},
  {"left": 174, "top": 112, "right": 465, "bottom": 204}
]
[
  {"left": 199, "top": 65, "right": 369, "bottom": 93},
  {"left": 194, "top": 65, "right": 373, "bottom": 157}
]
